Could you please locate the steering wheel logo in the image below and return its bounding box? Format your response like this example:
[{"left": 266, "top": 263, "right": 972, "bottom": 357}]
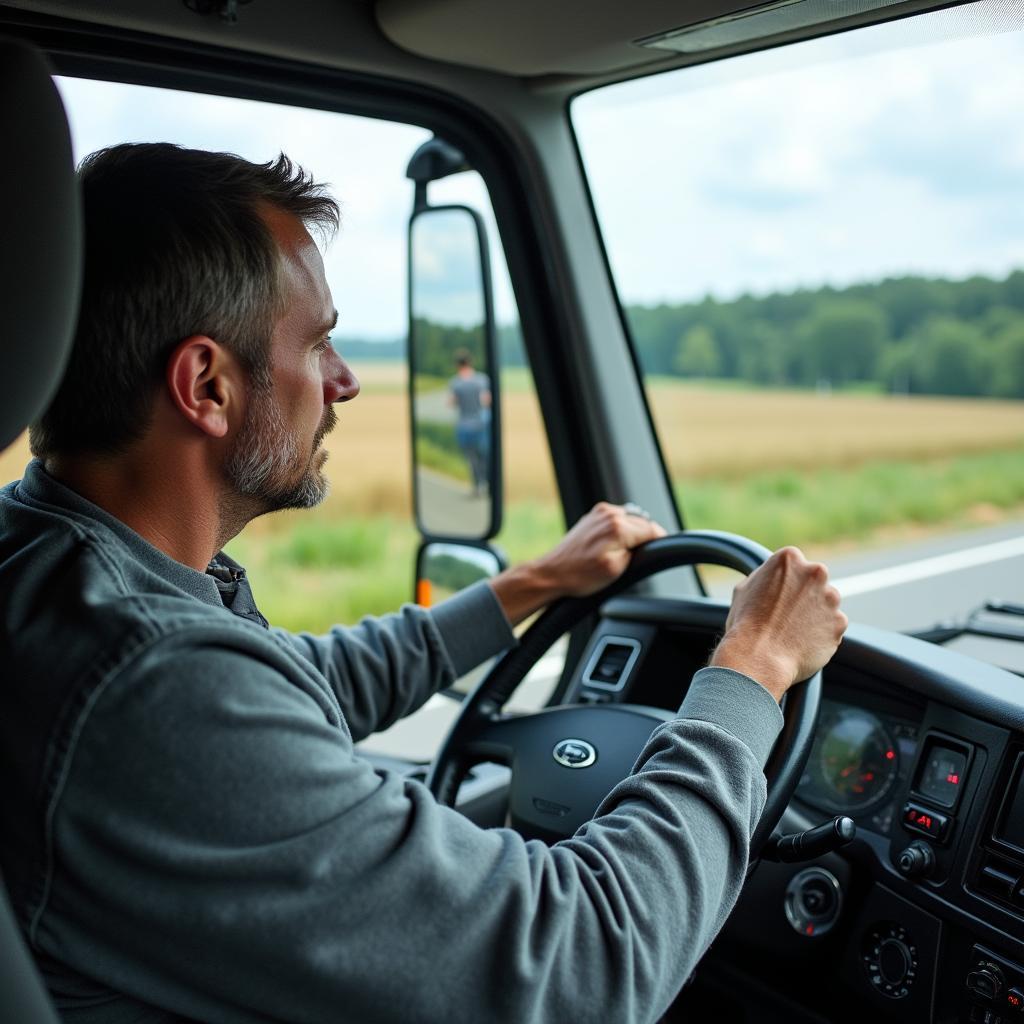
[{"left": 552, "top": 739, "right": 597, "bottom": 769}]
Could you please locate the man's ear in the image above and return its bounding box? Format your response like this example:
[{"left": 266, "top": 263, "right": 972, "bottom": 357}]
[{"left": 165, "top": 336, "right": 241, "bottom": 439}]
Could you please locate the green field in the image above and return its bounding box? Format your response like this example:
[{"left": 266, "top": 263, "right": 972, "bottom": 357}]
[{"left": 227, "top": 445, "right": 1024, "bottom": 633}]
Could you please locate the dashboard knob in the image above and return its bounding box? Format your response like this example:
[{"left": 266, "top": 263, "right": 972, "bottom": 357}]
[
  {"left": 966, "top": 962, "right": 1005, "bottom": 1001},
  {"left": 863, "top": 922, "right": 918, "bottom": 999},
  {"left": 896, "top": 840, "right": 935, "bottom": 879},
  {"left": 878, "top": 938, "right": 912, "bottom": 985},
  {"left": 784, "top": 867, "right": 842, "bottom": 937}
]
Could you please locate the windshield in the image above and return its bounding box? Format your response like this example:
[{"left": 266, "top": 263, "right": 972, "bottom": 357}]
[{"left": 573, "top": 1, "right": 1024, "bottom": 646}]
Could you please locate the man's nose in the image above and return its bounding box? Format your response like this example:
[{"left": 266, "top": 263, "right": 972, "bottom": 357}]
[{"left": 324, "top": 350, "right": 360, "bottom": 404}]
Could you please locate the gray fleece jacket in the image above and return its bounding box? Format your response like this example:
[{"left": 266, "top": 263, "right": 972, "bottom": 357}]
[{"left": 0, "top": 459, "right": 783, "bottom": 1024}]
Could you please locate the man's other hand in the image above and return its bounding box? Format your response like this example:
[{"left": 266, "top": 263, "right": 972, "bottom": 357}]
[
  {"left": 490, "top": 502, "right": 666, "bottom": 626},
  {"left": 710, "top": 546, "right": 848, "bottom": 702}
]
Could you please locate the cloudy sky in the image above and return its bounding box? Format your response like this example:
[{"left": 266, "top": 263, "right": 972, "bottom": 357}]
[
  {"left": 574, "top": 6, "right": 1024, "bottom": 308},
  {"left": 57, "top": 2, "right": 1024, "bottom": 338}
]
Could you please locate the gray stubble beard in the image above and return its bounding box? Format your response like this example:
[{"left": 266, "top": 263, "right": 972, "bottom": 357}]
[{"left": 225, "top": 385, "right": 337, "bottom": 516}]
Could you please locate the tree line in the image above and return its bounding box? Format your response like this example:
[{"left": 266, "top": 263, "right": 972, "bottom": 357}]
[
  {"left": 626, "top": 270, "right": 1024, "bottom": 397},
  {"left": 339, "top": 270, "right": 1024, "bottom": 398}
]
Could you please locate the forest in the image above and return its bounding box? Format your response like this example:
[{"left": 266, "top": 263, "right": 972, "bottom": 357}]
[
  {"left": 343, "top": 270, "right": 1024, "bottom": 399},
  {"left": 622, "top": 269, "right": 1024, "bottom": 397}
]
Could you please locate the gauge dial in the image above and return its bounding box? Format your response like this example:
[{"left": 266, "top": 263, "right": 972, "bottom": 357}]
[{"left": 802, "top": 704, "right": 900, "bottom": 814}]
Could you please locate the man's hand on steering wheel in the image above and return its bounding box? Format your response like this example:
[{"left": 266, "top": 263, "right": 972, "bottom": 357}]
[
  {"left": 489, "top": 501, "right": 667, "bottom": 625},
  {"left": 490, "top": 505, "right": 846, "bottom": 707},
  {"left": 711, "top": 546, "right": 848, "bottom": 702}
]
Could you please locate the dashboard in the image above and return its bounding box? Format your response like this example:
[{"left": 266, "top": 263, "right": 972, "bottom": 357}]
[{"left": 559, "top": 594, "right": 1024, "bottom": 1024}]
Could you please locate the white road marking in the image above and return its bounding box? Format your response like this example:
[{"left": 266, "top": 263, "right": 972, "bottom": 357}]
[{"left": 833, "top": 535, "right": 1024, "bottom": 597}]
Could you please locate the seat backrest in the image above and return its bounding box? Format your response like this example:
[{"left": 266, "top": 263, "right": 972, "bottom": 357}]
[
  {"left": 0, "top": 36, "right": 81, "bottom": 1024},
  {"left": 0, "top": 38, "right": 81, "bottom": 449}
]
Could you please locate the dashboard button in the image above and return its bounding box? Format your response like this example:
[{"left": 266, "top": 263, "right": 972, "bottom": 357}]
[
  {"left": 967, "top": 962, "right": 1005, "bottom": 1002},
  {"left": 902, "top": 802, "right": 950, "bottom": 841},
  {"left": 1007, "top": 988, "right": 1024, "bottom": 1014},
  {"left": 970, "top": 1007, "right": 1005, "bottom": 1024}
]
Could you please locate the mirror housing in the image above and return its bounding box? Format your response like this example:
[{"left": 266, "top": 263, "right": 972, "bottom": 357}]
[
  {"left": 415, "top": 539, "right": 506, "bottom": 608},
  {"left": 415, "top": 540, "right": 507, "bottom": 702}
]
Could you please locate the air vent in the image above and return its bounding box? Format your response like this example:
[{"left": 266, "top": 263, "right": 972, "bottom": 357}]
[
  {"left": 582, "top": 636, "right": 642, "bottom": 692},
  {"left": 637, "top": 0, "right": 907, "bottom": 55}
]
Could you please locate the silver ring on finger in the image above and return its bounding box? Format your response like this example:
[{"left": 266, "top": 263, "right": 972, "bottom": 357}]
[{"left": 622, "top": 502, "right": 651, "bottom": 520}]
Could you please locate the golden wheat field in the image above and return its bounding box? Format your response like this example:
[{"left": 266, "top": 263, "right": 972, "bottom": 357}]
[
  {"left": 651, "top": 384, "right": 1024, "bottom": 480},
  {"left": 3, "top": 365, "right": 1023, "bottom": 528}
]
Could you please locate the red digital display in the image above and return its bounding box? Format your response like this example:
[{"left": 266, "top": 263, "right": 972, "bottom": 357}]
[{"left": 916, "top": 744, "right": 968, "bottom": 808}]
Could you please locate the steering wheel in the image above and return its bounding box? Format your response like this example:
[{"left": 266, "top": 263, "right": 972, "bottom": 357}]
[{"left": 426, "top": 530, "right": 822, "bottom": 857}]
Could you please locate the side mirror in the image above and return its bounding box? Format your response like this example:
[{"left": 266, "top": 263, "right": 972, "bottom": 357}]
[
  {"left": 415, "top": 539, "right": 507, "bottom": 700},
  {"left": 408, "top": 204, "right": 502, "bottom": 540},
  {"left": 415, "top": 540, "right": 506, "bottom": 609}
]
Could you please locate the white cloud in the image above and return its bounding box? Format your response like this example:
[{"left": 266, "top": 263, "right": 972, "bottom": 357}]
[{"left": 574, "top": 12, "right": 1024, "bottom": 306}]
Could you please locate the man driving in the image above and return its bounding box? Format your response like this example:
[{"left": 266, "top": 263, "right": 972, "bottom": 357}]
[{"left": 0, "top": 143, "right": 846, "bottom": 1024}]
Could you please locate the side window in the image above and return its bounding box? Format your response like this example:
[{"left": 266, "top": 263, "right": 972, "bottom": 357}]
[{"left": 22, "top": 78, "right": 561, "bottom": 655}]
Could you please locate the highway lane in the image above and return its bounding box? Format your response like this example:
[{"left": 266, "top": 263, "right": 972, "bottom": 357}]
[
  {"left": 826, "top": 520, "right": 1024, "bottom": 634},
  {"left": 703, "top": 519, "right": 1024, "bottom": 634}
]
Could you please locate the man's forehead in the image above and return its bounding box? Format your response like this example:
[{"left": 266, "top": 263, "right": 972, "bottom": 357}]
[
  {"left": 260, "top": 202, "right": 332, "bottom": 316},
  {"left": 260, "top": 202, "right": 320, "bottom": 264}
]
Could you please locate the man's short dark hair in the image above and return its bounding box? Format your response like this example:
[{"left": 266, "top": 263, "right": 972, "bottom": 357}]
[{"left": 30, "top": 143, "right": 339, "bottom": 459}]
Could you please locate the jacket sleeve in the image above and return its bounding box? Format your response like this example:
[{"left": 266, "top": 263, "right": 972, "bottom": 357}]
[
  {"left": 270, "top": 579, "right": 515, "bottom": 740},
  {"left": 38, "top": 630, "right": 783, "bottom": 1024}
]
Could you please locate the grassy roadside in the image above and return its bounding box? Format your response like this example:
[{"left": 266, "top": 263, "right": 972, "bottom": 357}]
[
  {"left": 679, "top": 447, "right": 1024, "bottom": 551},
  {"left": 231, "top": 446, "right": 1024, "bottom": 633}
]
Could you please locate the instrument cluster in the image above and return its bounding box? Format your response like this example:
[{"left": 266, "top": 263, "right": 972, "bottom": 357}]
[{"left": 797, "top": 697, "right": 920, "bottom": 833}]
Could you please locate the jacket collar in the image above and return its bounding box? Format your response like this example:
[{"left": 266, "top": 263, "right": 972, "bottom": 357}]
[{"left": 16, "top": 458, "right": 232, "bottom": 612}]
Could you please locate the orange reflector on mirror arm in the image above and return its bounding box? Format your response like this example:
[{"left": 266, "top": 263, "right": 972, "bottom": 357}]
[{"left": 416, "top": 578, "right": 432, "bottom": 608}]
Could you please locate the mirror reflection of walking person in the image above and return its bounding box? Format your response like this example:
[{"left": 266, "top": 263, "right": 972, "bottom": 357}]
[{"left": 448, "top": 348, "right": 491, "bottom": 496}]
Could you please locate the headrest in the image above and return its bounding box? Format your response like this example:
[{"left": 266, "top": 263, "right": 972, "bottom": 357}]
[{"left": 0, "top": 40, "right": 81, "bottom": 451}]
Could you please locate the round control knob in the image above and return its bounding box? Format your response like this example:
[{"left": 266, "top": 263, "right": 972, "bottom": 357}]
[
  {"left": 863, "top": 922, "right": 918, "bottom": 999},
  {"left": 878, "top": 939, "right": 912, "bottom": 986},
  {"left": 896, "top": 840, "right": 935, "bottom": 879},
  {"left": 784, "top": 867, "right": 842, "bottom": 938}
]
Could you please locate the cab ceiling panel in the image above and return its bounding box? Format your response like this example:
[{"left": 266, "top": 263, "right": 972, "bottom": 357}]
[
  {"left": 375, "top": 0, "right": 743, "bottom": 75},
  {"left": 0, "top": 0, "right": 443, "bottom": 81},
  {"left": 374, "top": 0, "right": 961, "bottom": 77}
]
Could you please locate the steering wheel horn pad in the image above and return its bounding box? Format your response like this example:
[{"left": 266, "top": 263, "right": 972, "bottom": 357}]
[{"left": 467, "top": 703, "right": 675, "bottom": 842}]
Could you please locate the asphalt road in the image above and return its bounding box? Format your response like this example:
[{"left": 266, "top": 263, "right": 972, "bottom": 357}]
[
  {"left": 417, "top": 466, "right": 490, "bottom": 536},
  {"left": 706, "top": 518, "right": 1024, "bottom": 634}
]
